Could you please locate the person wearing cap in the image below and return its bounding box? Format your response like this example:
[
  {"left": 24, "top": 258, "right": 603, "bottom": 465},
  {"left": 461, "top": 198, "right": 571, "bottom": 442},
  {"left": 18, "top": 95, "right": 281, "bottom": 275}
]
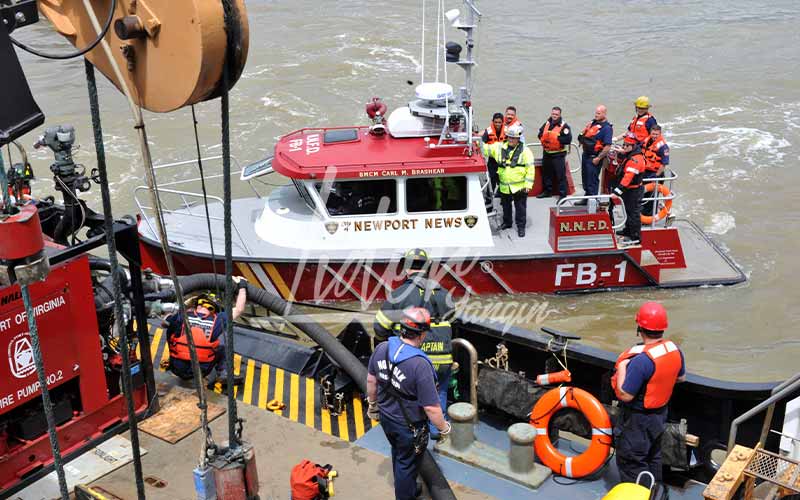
[
  {"left": 375, "top": 248, "right": 455, "bottom": 439},
  {"left": 482, "top": 123, "right": 535, "bottom": 237},
  {"left": 576, "top": 105, "right": 614, "bottom": 204},
  {"left": 611, "top": 302, "right": 686, "bottom": 484},
  {"left": 619, "top": 96, "right": 658, "bottom": 145},
  {"left": 165, "top": 276, "right": 248, "bottom": 388},
  {"left": 611, "top": 133, "right": 648, "bottom": 244},
  {"left": 537, "top": 106, "right": 573, "bottom": 200},
  {"left": 367, "top": 307, "right": 452, "bottom": 500}
]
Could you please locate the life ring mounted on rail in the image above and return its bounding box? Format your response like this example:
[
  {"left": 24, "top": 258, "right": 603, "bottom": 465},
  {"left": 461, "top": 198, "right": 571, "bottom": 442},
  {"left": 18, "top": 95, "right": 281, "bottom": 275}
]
[
  {"left": 640, "top": 183, "right": 673, "bottom": 224},
  {"left": 529, "top": 386, "right": 612, "bottom": 478}
]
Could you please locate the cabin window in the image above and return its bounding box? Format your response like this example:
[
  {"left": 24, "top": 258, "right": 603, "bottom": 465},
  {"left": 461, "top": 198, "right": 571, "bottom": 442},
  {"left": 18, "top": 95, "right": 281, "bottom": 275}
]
[
  {"left": 406, "top": 176, "right": 468, "bottom": 213},
  {"left": 324, "top": 129, "right": 359, "bottom": 144},
  {"left": 315, "top": 179, "right": 397, "bottom": 216}
]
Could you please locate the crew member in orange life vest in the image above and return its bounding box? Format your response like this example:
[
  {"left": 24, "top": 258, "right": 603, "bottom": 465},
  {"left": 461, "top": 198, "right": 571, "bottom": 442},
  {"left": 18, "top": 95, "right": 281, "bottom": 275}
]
[
  {"left": 165, "top": 277, "right": 248, "bottom": 388},
  {"left": 612, "top": 302, "right": 686, "bottom": 483},
  {"left": 537, "top": 106, "right": 573, "bottom": 199},
  {"left": 482, "top": 112, "right": 505, "bottom": 196},
  {"left": 504, "top": 105, "right": 522, "bottom": 129},
  {"left": 612, "top": 133, "right": 647, "bottom": 243},
  {"left": 641, "top": 125, "right": 670, "bottom": 217},
  {"left": 617, "top": 96, "right": 658, "bottom": 144},
  {"left": 576, "top": 105, "right": 613, "bottom": 203}
]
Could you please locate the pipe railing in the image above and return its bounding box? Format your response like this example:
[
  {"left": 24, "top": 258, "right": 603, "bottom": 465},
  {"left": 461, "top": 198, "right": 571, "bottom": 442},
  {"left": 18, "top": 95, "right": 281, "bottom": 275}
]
[
  {"left": 452, "top": 338, "right": 478, "bottom": 420},
  {"left": 727, "top": 372, "right": 800, "bottom": 453}
]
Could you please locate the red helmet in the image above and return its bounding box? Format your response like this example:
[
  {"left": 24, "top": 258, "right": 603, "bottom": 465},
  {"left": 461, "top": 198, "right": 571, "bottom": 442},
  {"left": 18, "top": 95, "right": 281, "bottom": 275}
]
[
  {"left": 623, "top": 132, "right": 638, "bottom": 145},
  {"left": 636, "top": 302, "right": 668, "bottom": 331},
  {"left": 398, "top": 307, "right": 431, "bottom": 337}
]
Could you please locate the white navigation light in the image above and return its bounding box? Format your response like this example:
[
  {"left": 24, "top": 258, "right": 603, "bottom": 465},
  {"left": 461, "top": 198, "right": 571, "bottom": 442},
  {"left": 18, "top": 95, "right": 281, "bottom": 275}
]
[
  {"left": 445, "top": 9, "right": 460, "bottom": 25},
  {"left": 415, "top": 82, "right": 454, "bottom": 102}
]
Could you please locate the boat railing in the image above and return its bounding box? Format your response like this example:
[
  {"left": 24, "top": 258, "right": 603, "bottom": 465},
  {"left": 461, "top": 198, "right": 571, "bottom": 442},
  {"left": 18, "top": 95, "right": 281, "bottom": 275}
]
[
  {"left": 641, "top": 169, "right": 679, "bottom": 229},
  {"left": 727, "top": 372, "right": 800, "bottom": 454},
  {"left": 134, "top": 155, "right": 253, "bottom": 255},
  {"left": 556, "top": 194, "right": 628, "bottom": 231}
]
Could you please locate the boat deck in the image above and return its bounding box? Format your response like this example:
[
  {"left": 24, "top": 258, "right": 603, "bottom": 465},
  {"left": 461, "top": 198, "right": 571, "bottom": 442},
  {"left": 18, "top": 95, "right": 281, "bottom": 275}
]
[
  {"left": 20, "top": 322, "right": 712, "bottom": 500},
  {"left": 140, "top": 190, "right": 744, "bottom": 290}
]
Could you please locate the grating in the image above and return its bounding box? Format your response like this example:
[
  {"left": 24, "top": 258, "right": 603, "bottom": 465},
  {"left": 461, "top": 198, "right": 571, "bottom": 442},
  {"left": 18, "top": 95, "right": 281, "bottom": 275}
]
[{"left": 744, "top": 448, "right": 800, "bottom": 492}]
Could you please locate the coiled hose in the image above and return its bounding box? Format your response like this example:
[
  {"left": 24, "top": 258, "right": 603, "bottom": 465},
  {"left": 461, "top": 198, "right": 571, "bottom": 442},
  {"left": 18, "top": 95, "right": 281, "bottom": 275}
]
[{"left": 175, "top": 274, "right": 456, "bottom": 500}]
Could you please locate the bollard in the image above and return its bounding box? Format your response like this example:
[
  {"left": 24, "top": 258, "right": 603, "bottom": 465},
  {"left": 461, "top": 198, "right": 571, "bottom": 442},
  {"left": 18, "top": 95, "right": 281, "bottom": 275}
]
[
  {"left": 508, "top": 423, "right": 536, "bottom": 473},
  {"left": 448, "top": 402, "right": 477, "bottom": 451}
]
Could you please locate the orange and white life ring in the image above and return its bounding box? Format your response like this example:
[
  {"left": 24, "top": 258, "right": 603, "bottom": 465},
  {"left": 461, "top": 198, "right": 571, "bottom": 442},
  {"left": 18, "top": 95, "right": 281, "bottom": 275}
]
[
  {"left": 530, "top": 387, "right": 612, "bottom": 478},
  {"left": 640, "top": 183, "right": 672, "bottom": 224}
]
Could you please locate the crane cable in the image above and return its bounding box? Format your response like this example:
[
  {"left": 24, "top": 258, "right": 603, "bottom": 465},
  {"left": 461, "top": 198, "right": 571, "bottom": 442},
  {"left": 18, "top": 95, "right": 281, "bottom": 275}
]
[
  {"left": 190, "top": 105, "right": 221, "bottom": 299},
  {"left": 9, "top": 0, "right": 117, "bottom": 60},
  {"left": 78, "top": 0, "right": 215, "bottom": 468}
]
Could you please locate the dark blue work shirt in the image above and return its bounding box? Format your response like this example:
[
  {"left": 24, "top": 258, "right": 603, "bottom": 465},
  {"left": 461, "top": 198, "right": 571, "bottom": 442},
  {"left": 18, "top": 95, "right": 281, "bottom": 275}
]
[
  {"left": 595, "top": 121, "right": 613, "bottom": 146},
  {"left": 368, "top": 340, "right": 440, "bottom": 424},
  {"left": 622, "top": 350, "right": 685, "bottom": 410}
]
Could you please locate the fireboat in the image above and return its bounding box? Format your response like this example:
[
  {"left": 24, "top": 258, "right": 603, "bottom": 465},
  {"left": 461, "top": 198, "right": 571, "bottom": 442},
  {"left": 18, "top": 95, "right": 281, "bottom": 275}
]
[{"left": 135, "top": 2, "right": 743, "bottom": 303}]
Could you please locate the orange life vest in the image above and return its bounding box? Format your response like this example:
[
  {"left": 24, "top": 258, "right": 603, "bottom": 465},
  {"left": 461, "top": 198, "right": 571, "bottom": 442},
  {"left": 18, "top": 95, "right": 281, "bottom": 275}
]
[
  {"left": 627, "top": 112, "right": 653, "bottom": 144},
  {"left": 618, "top": 152, "right": 647, "bottom": 189},
  {"left": 484, "top": 124, "right": 506, "bottom": 144},
  {"left": 581, "top": 121, "right": 606, "bottom": 153},
  {"left": 168, "top": 313, "right": 220, "bottom": 363},
  {"left": 540, "top": 120, "right": 566, "bottom": 153},
  {"left": 611, "top": 339, "right": 683, "bottom": 410},
  {"left": 643, "top": 137, "right": 668, "bottom": 172}
]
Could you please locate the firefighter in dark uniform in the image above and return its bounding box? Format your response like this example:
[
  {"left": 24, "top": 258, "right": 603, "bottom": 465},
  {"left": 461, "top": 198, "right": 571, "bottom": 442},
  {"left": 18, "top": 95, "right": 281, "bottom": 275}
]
[
  {"left": 374, "top": 248, "right": 455, "bottom": 439},
  {"left": 165, "top": 277, "right": 247, "bottom": 388},
  {"left": 367, "top": 307, "right": 451, "bottom": 500},
  {"left": 576, "top": 105, "right": 613, "bottom": 204},
  {"left": 537, "top": 106, "right": 573, "bottom": 199},
  {"left": 612, "top": 134, "right": 648, "bottom": 244},
  {"left": 612, "top": 302, "right": 686, "bottom": 483}
]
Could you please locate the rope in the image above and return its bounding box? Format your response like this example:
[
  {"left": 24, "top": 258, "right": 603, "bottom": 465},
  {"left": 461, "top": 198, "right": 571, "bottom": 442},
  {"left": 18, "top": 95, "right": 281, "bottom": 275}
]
[
  {"left": 441, "top": 0, "right": 447, "bottom": 85},
  {"left": 434, "top": 0, "right": 441, "bottom": 81},
  {"left": 19, "top": 285, "right": 70, "bottom": 500},
  {"left": 77, "top": 0, "right": 213, "bottom": 467},
  {"left": 9, "top": 0, "right": 117, "bottom": 60},
  {"left": 190, "top": 105, "right": 220, "bottom": 298},
  {"left": 84, "top": 59, "right": 146, "bottom": 500},
  {"left": 420, "top": 0, "right": 426, "bottom": 83},
  {"left": 220, "top": 0, "right": 242, "bottom": 445}
]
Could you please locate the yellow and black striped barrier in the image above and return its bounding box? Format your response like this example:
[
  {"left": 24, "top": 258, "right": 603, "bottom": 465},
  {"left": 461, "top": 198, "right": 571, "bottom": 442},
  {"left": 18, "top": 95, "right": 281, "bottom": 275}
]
[{"left": 141, "top": 325, "right": 377, "bottom": 442}]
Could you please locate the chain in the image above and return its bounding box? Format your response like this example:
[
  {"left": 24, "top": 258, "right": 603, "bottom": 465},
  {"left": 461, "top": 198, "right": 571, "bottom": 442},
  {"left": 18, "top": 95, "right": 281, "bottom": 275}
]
[{"left": 482, "top": 343, "right": 509, "bottom": 371}]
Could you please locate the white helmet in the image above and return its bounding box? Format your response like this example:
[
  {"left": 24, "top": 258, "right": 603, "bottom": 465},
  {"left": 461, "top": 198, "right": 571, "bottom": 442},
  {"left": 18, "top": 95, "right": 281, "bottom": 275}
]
[{"left": 506, "top": 123, "right": 524, "bottom": 139}]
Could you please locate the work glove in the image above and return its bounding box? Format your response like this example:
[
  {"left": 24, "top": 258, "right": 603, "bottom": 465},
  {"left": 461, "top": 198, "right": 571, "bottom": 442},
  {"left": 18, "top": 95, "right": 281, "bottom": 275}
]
[
  {"left": 437, "top": 421, "right": 452, "bottom": 444},
  {"left": 367, "top": 399, "right": 380, "bottom": 421},
  {"left": 232, "top": 276, "right": 248, "bottom": 290}
]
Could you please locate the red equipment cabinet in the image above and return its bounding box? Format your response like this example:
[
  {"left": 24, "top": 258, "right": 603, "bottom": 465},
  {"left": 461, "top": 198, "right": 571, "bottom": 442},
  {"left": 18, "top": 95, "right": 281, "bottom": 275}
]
[{"left": 0, "top": 252, "right": 150, "bottom": 495}]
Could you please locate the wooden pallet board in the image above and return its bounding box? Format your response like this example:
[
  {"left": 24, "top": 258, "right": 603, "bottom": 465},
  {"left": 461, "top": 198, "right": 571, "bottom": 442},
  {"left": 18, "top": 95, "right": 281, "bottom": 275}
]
[{"left": 139, "top": 386, "right": 225, "bottom": 443}]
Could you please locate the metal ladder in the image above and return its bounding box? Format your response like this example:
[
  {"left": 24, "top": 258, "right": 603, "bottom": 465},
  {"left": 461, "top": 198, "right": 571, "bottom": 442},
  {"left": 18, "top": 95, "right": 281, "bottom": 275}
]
[{"left": 704, "top": 372, "right": 800, "bottom": 500}]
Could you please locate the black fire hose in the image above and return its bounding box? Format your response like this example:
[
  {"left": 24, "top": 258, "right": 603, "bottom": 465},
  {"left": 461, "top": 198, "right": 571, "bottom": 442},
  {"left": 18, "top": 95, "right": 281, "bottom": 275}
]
[{"left": 174, "top": 274, "right": 457, "bottom": 500}]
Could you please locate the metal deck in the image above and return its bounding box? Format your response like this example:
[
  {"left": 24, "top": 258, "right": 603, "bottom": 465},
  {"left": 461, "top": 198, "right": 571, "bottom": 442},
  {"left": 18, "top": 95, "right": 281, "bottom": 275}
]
[{"left": 141, "top": 324, "right": 377, "bottom": 443}]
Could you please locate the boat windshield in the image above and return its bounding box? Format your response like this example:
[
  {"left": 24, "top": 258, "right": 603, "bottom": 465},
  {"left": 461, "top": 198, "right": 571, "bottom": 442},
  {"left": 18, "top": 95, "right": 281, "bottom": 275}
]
[
  {"left": 314, "top": 179, "right": 397, "bottom": 216},
  {"left": 406, "top": 176, "right": 468, "bottom": 213},
  {"left": 292, "top": 179, "right": 317, "bottom": 212}
]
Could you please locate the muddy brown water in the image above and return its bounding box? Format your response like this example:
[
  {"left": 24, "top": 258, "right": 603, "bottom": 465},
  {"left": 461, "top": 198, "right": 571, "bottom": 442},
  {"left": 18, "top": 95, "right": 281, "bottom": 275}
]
[{"left": 10, "top": 0, "right": 799, "bottom": 381}]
